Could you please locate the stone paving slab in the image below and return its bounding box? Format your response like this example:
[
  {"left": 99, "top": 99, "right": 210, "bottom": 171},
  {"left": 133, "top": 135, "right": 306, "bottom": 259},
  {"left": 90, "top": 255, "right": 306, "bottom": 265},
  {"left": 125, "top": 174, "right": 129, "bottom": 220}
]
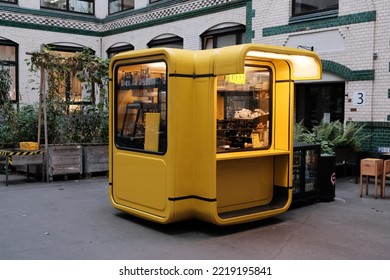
[{"left": 0, "top": 174, "right": 389, "bottom": 260}]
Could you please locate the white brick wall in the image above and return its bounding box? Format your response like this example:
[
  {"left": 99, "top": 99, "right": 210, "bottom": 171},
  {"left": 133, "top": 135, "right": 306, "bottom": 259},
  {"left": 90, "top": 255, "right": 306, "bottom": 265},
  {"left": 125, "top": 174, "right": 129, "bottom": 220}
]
[
  {"left": 103, "top": 7, "right": 246, "bottom": 51},
  {"left": 252, "top": 0, "right": 388, "bottom": 123},
  {"left": 2, "top": 27, "right": 100, "bottom": 105},
  {"left": 2, "top": 0, "right": 390, "bottom": 124}
]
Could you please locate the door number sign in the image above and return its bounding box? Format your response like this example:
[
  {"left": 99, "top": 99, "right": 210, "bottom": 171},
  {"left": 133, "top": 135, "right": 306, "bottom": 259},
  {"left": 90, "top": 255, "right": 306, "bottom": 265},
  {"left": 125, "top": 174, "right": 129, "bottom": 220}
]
[{"left": 353, "top": 92, "right": 365, "bottom": 105}]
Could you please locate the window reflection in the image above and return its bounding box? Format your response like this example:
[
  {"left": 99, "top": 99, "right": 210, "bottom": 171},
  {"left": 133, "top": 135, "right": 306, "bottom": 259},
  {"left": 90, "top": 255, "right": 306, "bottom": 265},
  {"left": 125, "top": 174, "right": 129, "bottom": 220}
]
[
  {"left": 217, "top": 66, "right": 272, "bottom": 152},
  {"left": 40, "top": 0, "right": 94, "bottom": 14},
  {"left": 115, "top": 61, "right": 167, "bottom": 153}
]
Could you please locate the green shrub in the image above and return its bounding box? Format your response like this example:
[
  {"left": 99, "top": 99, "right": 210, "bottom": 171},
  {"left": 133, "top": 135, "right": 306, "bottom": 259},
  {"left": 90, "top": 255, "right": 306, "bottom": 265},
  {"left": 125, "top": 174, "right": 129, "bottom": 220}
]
[{"left": 294, "top": 120, "right": 370, "bottom": 155}]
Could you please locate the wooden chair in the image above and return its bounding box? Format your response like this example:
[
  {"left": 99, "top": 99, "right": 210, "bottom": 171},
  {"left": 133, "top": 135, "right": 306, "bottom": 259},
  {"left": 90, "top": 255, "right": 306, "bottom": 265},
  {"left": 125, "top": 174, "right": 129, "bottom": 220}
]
[
  {"left": 360, "top": 158, "right": 384, "bottom": 199},
  {"left": 381, "top": 159, "right": 390, "bottom": 198}
]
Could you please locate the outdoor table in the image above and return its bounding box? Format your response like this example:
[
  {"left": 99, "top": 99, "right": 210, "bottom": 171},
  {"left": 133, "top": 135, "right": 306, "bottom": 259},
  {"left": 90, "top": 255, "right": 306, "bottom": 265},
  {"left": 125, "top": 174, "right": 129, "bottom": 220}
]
[{"left": 0, "top": 149, "right": 45, "bottom": 186}]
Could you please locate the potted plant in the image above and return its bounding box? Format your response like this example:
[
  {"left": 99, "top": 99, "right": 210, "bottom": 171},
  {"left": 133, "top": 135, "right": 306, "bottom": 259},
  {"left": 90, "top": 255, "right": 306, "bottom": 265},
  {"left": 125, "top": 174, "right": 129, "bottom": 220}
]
[
  {"left": 294, "top": 120, "right": 369, "bottom": 201},
  {"left": 295, "top": 120, "right": 369, "bottom": 156}
]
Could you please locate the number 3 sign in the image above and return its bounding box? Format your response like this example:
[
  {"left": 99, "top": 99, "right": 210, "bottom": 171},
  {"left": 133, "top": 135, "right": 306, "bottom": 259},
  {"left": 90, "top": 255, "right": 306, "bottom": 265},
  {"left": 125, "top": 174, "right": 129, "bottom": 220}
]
[{"left": 353, "top": 92, "right": 365, "bottom": 105}]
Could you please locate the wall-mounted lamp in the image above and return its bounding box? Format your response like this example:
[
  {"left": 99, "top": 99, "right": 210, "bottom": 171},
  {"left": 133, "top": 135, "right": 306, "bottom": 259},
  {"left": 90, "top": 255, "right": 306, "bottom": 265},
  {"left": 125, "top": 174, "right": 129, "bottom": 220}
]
[
  {"left": 297, "top": 45, "right": 314, "bottom": 51},
  {"left": 373, "top": 52, "right": 378, "bottom": 60}
]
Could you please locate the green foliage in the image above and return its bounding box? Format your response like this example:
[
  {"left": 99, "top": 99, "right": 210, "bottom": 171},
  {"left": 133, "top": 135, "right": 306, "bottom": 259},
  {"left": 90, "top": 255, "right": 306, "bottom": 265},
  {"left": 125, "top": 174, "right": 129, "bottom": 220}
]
[
  {"left": 15, "top": 105, "right": 39, "bottom": 142},
  {"left": 43, "top": 98, "right": 108, "bottom": 144},
  {"left": 0, "top": 68, "right": 12, "bottom": 107},
  {"left": 65, "top": 105, "right": 108, "bottom": 144},
  {"left": 294, "top": 120, "right": 370, "bottom": 155},
  {"left": 25, "top": 47, "right": 110, "bottom": 145},
  {"left": 0, "top": 67, "right": 16, "bottom": 147},
  {"left": 0, "top": 104, "right": 39, "bottom": 148}
]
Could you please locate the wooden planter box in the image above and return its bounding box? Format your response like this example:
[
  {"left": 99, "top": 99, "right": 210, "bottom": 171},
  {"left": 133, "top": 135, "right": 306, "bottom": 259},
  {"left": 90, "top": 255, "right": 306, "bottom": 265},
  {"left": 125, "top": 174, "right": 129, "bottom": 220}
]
[
  {"left": 47, "top": 144, "right": 83, "bottom": 181},
  {"left": 83, "top": 144, "right": 108, "bottom": 175}
]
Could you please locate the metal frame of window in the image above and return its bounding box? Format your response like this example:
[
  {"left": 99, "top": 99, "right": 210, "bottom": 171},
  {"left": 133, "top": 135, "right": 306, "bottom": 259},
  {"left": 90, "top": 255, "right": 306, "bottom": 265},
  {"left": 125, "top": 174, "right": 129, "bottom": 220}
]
[
  {"left": 0, "top": 0, "right": 18, "bottom": 4},
  {"left": 107, "top": 44, "right": 134, "bottom": 58},
  {"left": 0, "top": 38, "right": 19, "bottom": 103},
  {"left": 292, "top": 0, "right": 338, "bottom": 17},
  {"left": 201, "top": 25, "right": 246, "bottom": 50},
  {"left": 147, "top": 36, "right": 183, "bottom": 49},
  {"left": 108, "top": 0, "right": 134, "bottom": 15},
  {"left": 114, "top": 59, "right": 168, "bottom": 154},
  {"left": 40, "top": 0, "right": 95, "bottom": 15}
]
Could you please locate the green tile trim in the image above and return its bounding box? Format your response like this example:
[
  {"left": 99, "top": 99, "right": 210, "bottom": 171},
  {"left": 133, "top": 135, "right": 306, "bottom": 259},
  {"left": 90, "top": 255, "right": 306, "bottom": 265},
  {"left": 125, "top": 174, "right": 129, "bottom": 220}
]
[
  {"left": 263, "top": 11, "right": 376, "bottom": 37},
  {"left": 0, "top": 0, "right": 246, "bottom": 37},
  {"left": 350, "top": 121, "right": 390, "bottom": 152},
  {"left": 245, "top": 0, "right": 255, "bottom": 43},
  {"left": 322, "top": 60, "right": 375, "bottom": 81},
  {"left": 106, "top": 0, "right": 189, "bottom": 21},
  {"left": 0, "top": 3, "right": 102, "bottom": 23},
  {"left": 0, "top": 18, "right": 101, "bottom": 36},
  {"left": 105, "top": 0, "right": 244, "bottom": 22},
  {"left": 102, "top": 1, "right": 246, "bottom": 36}
]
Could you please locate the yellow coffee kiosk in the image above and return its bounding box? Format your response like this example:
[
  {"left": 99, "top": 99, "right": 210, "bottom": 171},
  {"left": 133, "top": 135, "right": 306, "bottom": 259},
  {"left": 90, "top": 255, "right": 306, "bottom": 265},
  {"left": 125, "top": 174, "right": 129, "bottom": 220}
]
[{"left": 108, "top": 44, "right": 321, "bottom": 225}]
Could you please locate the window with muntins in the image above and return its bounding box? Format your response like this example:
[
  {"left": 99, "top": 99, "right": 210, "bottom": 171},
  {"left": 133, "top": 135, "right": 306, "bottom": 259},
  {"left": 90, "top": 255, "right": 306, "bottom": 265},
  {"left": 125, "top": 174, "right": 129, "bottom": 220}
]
[
  {"left": 47, "top": 45, "right": 95, "bottom": 112},
  {"left": 0, "top": 39, "right": 18, "bottom": 102},
  {"left": 115, "top": 61, "right": 167, "bottom": 154},
  {"left": 40, "top": 0, "right": 94, "bottom": 15},
  {"left": 107, "top": 44, "right": 134, "bottom": 58},
  {"left": 0, "top": 0, "right": 17, "bottom": 4},
  {"left": 201, "top": 25, "right": 246, "bottom": 50},
  {"left": 109, "top": 0, "right": 134, "bottom": 14},
  {"left": 147, "top": 36, "right": 183, "bottom": 49},
  {"left": 292, "top": 0, "right": 338, "bottom": 17}
]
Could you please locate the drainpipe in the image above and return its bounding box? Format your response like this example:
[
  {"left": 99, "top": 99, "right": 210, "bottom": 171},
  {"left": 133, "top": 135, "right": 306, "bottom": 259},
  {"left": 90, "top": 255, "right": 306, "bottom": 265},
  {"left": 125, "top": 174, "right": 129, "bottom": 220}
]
[
  {"left": 370, "top": 9, "right": 378, "bottom": 150},
  {"left": 99, "top": 38, "right": 103, "bottom": 57}
]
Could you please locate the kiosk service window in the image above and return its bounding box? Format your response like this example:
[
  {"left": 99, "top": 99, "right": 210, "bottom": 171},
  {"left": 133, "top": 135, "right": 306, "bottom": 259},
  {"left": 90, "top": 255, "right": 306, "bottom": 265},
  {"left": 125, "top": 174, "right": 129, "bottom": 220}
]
[
  {"left": 216, "top": 65, "right": 272, "bottom": 153},
  {"left": 115, "top": 61, "right": 167, "bottom": 153}
]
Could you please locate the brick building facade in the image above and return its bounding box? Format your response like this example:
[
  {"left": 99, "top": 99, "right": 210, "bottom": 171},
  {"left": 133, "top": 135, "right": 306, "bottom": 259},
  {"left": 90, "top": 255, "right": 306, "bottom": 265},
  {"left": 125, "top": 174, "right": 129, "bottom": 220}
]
[{"left": 1, "top": 0, "right": 389, "bottom": 149}]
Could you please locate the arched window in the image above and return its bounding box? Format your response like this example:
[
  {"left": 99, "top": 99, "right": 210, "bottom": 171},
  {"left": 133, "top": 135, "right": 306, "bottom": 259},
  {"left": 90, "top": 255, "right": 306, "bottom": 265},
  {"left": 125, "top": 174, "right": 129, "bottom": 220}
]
[
  {"left": 147, "top": 35, "right": 183, "bottom": 49},
  {"left": 201, "top": 24, "right": 246, "bottom": 49},
  {"left": 107, "top": 43, "right": 134, "bottom": 58}
]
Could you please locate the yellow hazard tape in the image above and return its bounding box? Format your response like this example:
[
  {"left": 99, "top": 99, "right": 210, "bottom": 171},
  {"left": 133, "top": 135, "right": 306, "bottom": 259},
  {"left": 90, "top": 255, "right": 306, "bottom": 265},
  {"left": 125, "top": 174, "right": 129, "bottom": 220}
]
[{"left": 0, "top": 150, "right": 44, "bottom": 156}]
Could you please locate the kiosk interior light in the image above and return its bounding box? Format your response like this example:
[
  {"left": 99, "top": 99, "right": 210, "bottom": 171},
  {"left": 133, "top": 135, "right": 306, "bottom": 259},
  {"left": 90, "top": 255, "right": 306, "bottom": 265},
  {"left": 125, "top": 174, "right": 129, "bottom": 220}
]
[{"left": 246, "top": 51, "right": 320, "bottom": 80}]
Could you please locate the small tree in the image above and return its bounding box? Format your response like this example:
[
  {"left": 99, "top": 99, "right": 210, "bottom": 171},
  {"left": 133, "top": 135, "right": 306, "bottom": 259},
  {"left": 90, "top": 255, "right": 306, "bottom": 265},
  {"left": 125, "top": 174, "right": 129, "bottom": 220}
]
[{"left": 26, "top": 47, "right": 110, "bottom": 144}]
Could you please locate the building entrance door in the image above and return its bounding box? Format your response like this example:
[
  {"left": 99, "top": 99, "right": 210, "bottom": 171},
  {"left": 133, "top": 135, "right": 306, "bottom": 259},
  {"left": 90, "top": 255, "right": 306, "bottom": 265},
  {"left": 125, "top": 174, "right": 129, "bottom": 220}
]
[{"left": 295, "top": 82, "right": 345, "bottom": 129}]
